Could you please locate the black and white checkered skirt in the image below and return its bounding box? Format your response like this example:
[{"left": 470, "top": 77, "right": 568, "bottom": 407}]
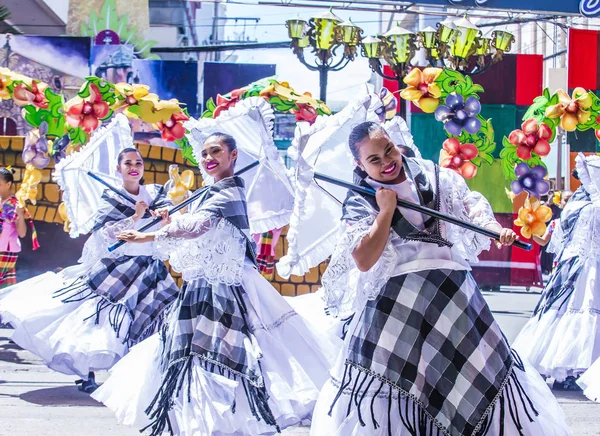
[{"left": 312, "top": 269, "right": 571, "bottom": 436}]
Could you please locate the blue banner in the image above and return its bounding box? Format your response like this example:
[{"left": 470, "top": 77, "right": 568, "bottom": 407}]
[{"left": 409, "top": 0, "right": 599, "bottom": 17}]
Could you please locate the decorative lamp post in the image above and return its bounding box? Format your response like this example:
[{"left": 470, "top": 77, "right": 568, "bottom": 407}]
[
  {"left": 336, "top": 19, "right": 362, "bottom": 60},
  {"left": 285, "top": 11, "right": 514, "bottom": 104},
  {"left": 285, "top": 8, "right": 362, "bottom": 102},
  {"left": 451, "top": 17, "right": 481, "bottom": 60},
  {"left": 435, "top": 19, "right": 459, "bottom": 61},
  {"left": 475, "top": 37, "right": 492, "bottom": 68},
  {"left": 491, "top": 30, "right": 515, "bottom": 62}
]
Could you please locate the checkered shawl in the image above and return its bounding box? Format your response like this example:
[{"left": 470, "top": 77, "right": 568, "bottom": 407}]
[
  {"left": 91, "top": 184, "right": 169, "bottom": 232},
  {"left": 143, "top": 177, "right": 278, "bottom": 436},
  {"left": 86, "top": 254, "right": 179, "bottom": 345},
  {"left": 56, "top": 184, "right": 178, "bottom": 346},
  {"left": 329, "top": 160, "right": 515, "bottom": 436},
  {"left": 344, "top": 158, "right": 452, "bottom": 247}
]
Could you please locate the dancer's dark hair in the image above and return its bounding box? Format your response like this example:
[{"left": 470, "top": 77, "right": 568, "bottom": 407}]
[
  {"left": 348, "top": 122, "right": 389, "bottom": 161},
  {"left": 0, "top": 167, "right": 15, "bottom": 184},
  {"left": 206, "top": 132, "right": 237, "bottom": 152}
]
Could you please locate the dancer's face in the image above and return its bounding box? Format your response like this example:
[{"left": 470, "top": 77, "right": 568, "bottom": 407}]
[
  {"left": 117, "top": 151, "right": 144, "bottom": 184},
  {"left": 200, "top": 136, "right": 237, "bottom": 182},
  {"left": 355, "top": 130, "right": 405, "bottom": 184}
]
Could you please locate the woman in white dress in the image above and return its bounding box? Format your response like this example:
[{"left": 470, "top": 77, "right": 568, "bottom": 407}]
[
  {"left": 0, "top": 148, "right": 179, "bottom": 392},
  {"left": 310, "top": 122, "right": 571, "bottom": 436},
  {"left": 92, "top": 133, "right": 336, "bottom": 435},
  {"left": 514, "top": 153, "right": 600, "bottom": 390}
]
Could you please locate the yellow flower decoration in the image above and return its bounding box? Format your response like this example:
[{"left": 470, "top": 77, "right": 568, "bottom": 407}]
[
  {"left": 259, "top": 81, "right": 291, "bottom": 98},
  {"left": 131, "top": 94, "right": 182, "bottom": 124},
  {"left": 15, "top": 165, "right": 42, "bottom": 207},
  {"left": 0, "top": 67, "right": 13, "bottom": 100},
  {"left": 58, "top": 202, "right": 71, "bottom": 233},
  {"left": 167, "top": 165, "right": 195, "bottom": 205},
  {"left": 545, "top": 87, "right": 592, "bottom": 131},
  {"left": 399, "top": 67, "right": 443, "bottom": 113},
  {"left": 112, "top": 83, "right": 151, "bottom": 112},
  {"left": 514, "top": 196, "right": 553, "bottom": 239},
  {"left": 260, "top": 81, "right": 331, "bottom": 115},
  {"left": 553, "top": 191, "right": 562, "bottom": 206}
]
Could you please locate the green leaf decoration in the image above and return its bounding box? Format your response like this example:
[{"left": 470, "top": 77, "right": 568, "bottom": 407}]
[
  {"left": 20, "top": 89, "right": 66, "bottom": 138},
  {"left": 174, "top": 138, "right": 198, "bottom": 166},
  {"left": 21, "top": 105, "right": 41, "bottom": 128},
  {"left": 269, "top": 95, "right": 296, "bottom": 112},
  {"left": 67, "top": 126, "right": 88, "bottom": 146},
  {"left": 436, "top": 69, "right": 484, "bottom": 100},
  {"left": 548, "top": 92, "right": 560, "bottom": 106},
  {"left": 445, "top": 116, "right": 496, "bottom": 169},
  {"left": 100, "top": 108, "right": 114, "bottom": 122},
  {"left": 499, "top": 136, "right": 547, "bottom": 182},
  {"left": 78, "top": 77, "right": 117, "bottom": 105},
  {"left": 499, "top": 142, "right": 518, "bottom": 181},
  {"left": 522, "top": 95, "right": 549, "bottom": 122},
  {"left": 205, "top": 97, "right": 216, "bottom": 112}
]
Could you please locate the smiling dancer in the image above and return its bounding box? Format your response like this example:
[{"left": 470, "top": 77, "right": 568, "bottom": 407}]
[
  {"left": 93, "top": 132, "right": 335, "bottom": 435},
  {"left": 309, "top": 122, "right": 570, "bottom": 436},
  {"left": 0, "top": 148, "right": 179, "bottom": 393}
]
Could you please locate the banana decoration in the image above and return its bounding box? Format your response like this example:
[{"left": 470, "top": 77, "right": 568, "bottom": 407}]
[
  {"left": 16, "top": 165, "right": 42, "bottom": 207},
  {"left": 58, "top": 202, "right": 71, "bottom": 233},
  {"left": 166, "top": 164, "right": 195, "bottom": 206}
]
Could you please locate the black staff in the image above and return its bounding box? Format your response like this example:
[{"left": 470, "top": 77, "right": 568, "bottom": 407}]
[
  {"left": 313, "top": 172, "right": 532, "bottom": 251},
  {"left": 87, "top": 171, "right": 136, "bottom": 205},
  {"left": 108, "top": 160, "right": 260, "bottom": 252}
]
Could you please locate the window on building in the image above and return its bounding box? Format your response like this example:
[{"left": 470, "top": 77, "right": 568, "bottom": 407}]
[{"left": 0, "top": 117, "right": 17, "bottom": 136}]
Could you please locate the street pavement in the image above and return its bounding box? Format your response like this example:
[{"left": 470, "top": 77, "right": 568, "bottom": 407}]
[{"left": 0, "top": 289, "right": 599, "bottom": 435}]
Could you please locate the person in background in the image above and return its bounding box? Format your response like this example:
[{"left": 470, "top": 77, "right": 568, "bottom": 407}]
[
  {"left": 535, "top": 189, "right": 574, "bottom": 248},
  {"left": 514, "top": 158, "right": 600, "bottom": 391},
  {"left": 0, "top": 168, "right": 27, "bottom": 289}
]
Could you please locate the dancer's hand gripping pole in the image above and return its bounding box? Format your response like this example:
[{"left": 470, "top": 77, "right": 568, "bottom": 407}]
[{"left": 313, "top": 172, "right": 532, "bottom": 251}]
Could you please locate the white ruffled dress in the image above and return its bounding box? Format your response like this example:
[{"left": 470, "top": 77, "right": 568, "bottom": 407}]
[
  {"left": 0, "top": 186, "right": 167, "bottom": 378},
  {"left": 92, "top": 204, "right": 338, "bottom": 435},
  {"left": 513, "top": 154, "right": 600, "bottom": 382},
  {"left": 308, "top": 164, "right": 571, "bottom": 436}
]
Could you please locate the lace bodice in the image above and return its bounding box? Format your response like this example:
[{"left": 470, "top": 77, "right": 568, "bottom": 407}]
[
  {"left": 155, "top": 211, "right": 247, "bottom": 285},
  {"left": 438, "top": 166, "right": 496, "bottom": 262},
  {"left": 79, "top": 185, "right": 166, "bottom": 269},
  {"left": 551, "top": 201, "right": 600, "bottom": 261},
  {"left": 322, "top": 163, "right": 498, "bottom": 317}
]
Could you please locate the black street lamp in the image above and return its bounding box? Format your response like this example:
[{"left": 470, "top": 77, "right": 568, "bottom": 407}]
[
  {"left": 286, "top": 13, "right": 515, "bottom": 110},
  {"left": 286, "top": 10, "right": 362, "bottom": 102}
]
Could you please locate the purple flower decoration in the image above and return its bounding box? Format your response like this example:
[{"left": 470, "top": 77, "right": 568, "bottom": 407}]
[
  {"left": 374, "top": 88, "right": 398, "bottom": 122},
  {"left": 23, "top": 122, "right": 50, "bottom": 169},
  {"left": 511, "top": 163, "right": 550, "bottom": 198},
  {"left": 50, "top": 134, "right": 70, "bottom": 163},
  {"left": 434, "top": 93, "right": 482, "bottom": 136}
]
